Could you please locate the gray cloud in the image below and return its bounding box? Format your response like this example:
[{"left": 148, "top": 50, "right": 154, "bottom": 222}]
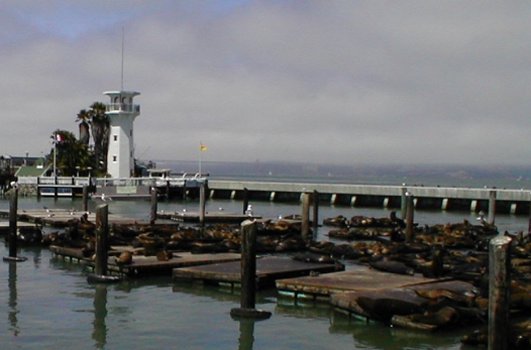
[{"left": 1, "top": 1, "right": 530, "bottom": 166}]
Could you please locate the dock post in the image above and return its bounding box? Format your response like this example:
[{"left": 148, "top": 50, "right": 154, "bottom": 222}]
[
  {"left": 301, "top": 192, "right": 311, "bottom": 241},
  {"left": 242, "top": 188, "right": 249, "bottom": 215},
  {"left": 488, "top": 234, "right": 511, "bottom": 350},
  {"left": 312, "top": 190, "right": 319, "bottom": 232},
  {"left": 400, "top": 186, "right": 407, "bottom": 220},
  {"left": 488, "top": 190, "right": 497, "bottom": 225},
  {"left": 95, "top": 204, "right": 109, "bottom": 276},
  {"left": 199, "top": 182, "right": 206, "bottom": 227},
  {"left": 82, "top": 185, "right": 89, "bottom": 212},
  {"left": 150, "top": 187, "right": 158, "bottom": 225},
  {"left": 3, "top": 186, "right": 27, "bottom": 262},
  {"left": 230, "top": 220, "right": 271, "bottom": 320},
  {"left": 405, "top": 193, "right": 415, "bottom": 242},
  {"left": 528, "top": 191, "right": 531, "bottom": 236},
  {"left": 87, "top": 204, "right": 120, "bottom": 283}
]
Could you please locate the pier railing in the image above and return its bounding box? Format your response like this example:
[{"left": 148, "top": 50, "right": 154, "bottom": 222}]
[{"left": 16, "top": 175, "right": 206, "bottom": 189}]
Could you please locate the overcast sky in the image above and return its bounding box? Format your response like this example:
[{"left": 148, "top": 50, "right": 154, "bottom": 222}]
[{"left": 1, "top": 1, "right": 530, "bottom": 166}]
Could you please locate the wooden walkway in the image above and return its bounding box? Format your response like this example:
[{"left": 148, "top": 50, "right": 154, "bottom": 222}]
[
  {"left": 172, "top": 256, "right": 343, "bottom": 289},
  {"left": 50, "top": 245, "right": 241, "bottom": 277}
]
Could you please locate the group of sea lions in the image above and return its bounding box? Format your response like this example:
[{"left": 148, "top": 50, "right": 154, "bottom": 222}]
[
  {"left": 322, "top": 211, "right": 530, "bottom": 348},
  {"left": 9, "top": 208, "right": 530, "bottom": 347}
]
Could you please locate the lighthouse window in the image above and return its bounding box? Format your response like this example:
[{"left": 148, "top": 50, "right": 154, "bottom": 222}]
[
  {"left": 113, "top": 135, "right": 118, "bottom": 141},
  {"left": 113, "top": 156, "right": 117, "bottom": 162}
]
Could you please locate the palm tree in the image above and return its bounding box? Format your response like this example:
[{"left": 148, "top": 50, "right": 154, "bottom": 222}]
[
  {"left": 76, "top": 109, "right": 91, "bottom": 145},
  {"left": 88, "top": 102, "right": 109, "bottom": 175}
]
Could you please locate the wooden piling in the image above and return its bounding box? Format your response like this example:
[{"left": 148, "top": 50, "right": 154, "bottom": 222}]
[
  {"left": 199, "top": 183, "right": 206, "bottom": 227},
  {"left": 94, "top": 204, "right": 109, "bottom": 277},
  {"left": 82, "top": 186, "right": 89, "bottom": 212},
  {"left": 301, "top": 193, "right": 310, "bottom": 241},
  {"left": 312, "top": 190, "right": 319, "bottom": 231},
  {"left": 241, "top": 220, "right": 257, "bottom": 309},
  {"left": 3, "top": 188, "right": 27, "bottom": 262},
  {"left": 242, "top": 188, "right": 249, "bottom": 215},
  {"left": 527, "top": 192, "right": 531, "bottom": 236},
  {"left": 401, "top": 186, "right": 407, "bottom": 220},
  {"left": 8, "top": 188, "right": 18, "bottom": 258},
  {"left": 150, "top": 187, "right": 158, "bottom": 225},
  {"left": 488, "top": 234, "right": 511, "bottom": 350},
  {"left": 488, "top": 190, "right": 496, "bottom": 225},
  {"left": 86, "top": 205, "right": 120, "bottom": 282},
  {"left": 405, "top": 193, "right": 415, "bottom": 242},
  {"left": 230, "top": 220, "right": 271, "bottom": 320}
]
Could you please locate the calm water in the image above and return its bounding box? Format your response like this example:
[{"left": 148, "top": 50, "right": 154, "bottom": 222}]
[{"left": 1, "top": 196, "right": 526, "bottom": 349}]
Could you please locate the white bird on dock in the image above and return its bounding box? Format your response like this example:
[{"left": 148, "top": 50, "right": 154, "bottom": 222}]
[{"left": 245, "top": 205, "right": 253, "bottom": 217}]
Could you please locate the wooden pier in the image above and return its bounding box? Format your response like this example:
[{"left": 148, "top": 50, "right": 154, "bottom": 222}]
[
  {"left": 172, "top": 256, "right": 344, "bottom": 289},
  {"left": 50, "top": 245, "right": 241, "bottom": 277}
]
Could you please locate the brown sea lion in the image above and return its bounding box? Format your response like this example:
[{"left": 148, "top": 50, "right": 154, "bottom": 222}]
[
  {"left": 156, "top": 250, "right": 173, "bottom": 261},
  {"left": 115, "top": 251, "right": 133, "bottom": 265},
  {"left": 369, "top": 260, "right": 415, "bottom": 276}
]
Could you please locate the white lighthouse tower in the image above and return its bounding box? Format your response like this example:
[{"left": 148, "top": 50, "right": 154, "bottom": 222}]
[{"left": 104, "top": 90, "right": 140, "bottom": 178}]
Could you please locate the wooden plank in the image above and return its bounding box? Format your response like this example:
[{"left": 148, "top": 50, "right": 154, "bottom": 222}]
[
  {"left": 276, "top": 265, "right": 440, "bottom": 297},
  {"left": 173, "top": 256, "right": 343, "bottom": 289}
]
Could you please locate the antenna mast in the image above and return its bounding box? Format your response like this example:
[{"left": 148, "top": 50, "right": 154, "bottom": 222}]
[{"left": 121, "top": 27, "right": 125, "bottom": 91}]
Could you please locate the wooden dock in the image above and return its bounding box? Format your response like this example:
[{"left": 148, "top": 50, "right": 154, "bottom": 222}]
[
  {"left": 160, "top": 210, "right": 261, "bottom": 223},
  {"left": 172, "top": 256, "right": 344, "bottom": 289},
  {"left": 0, "top": 221, "right": 40, "bottom": 235},
  {"left": 0, "top": 208, "right": 168, "bottom": 227},
  {"left": 275, "top": 264, "right": 442, "bottom": 299},
  {"left": 330, "top": 279, "right": 476, "bottom": 319},
  {"left": 50, "top": 245, "right": 241, "bottom": 277}
]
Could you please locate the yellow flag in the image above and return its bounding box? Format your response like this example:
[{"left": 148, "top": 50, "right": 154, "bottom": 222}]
[{"left": 200, "top": 143, "right": 208, "bottom": 152}]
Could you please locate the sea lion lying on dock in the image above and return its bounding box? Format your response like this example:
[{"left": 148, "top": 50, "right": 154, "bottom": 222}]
[
  {"left": 115, "top": 250, "right": 133, "bottom": 265},
  {"left": 369, "top": 259, "right": 415, "bottom": 276}
]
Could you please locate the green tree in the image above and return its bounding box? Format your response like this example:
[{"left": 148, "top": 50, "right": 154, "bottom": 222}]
[
  {"left": 76, "top": 109, "right": 91, "bottom": 145},
  {"left": 50, "top": 130, "right": 92, "bottom": 176},
  {"left": 88, "top": 102, "right": 109, "bottom": 175}
]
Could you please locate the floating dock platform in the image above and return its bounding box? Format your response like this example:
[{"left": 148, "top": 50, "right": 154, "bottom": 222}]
[
  {"left": 50, "top": 245, "right": 241, "bottom": 277},
  {"left": 276, "top": 265, "right": 441, "bottom": 299},
  {"left": 172, "top": 256, "right": 344, "bottom": 289},
  {"left": 159, "top": 210, "right": 261, "bottom": 224}
]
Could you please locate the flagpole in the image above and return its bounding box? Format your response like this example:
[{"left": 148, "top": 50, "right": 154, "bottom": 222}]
[
  {"left": 53, "top": 137, "right": 57, "bottom": 177},
  {"left": 199, "top": 147, "right": 202, "bottom": 176}
]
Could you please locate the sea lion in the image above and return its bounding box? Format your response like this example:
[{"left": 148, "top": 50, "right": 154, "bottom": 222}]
[
  {"left": 156, "top": 250, "right": 173, "bottom": 261},
  {"left": 369, "top": 260, "right": 415, "bottom": 276},
  {"left": 115, "top": 251, "right": 133, "bottom": 265}
]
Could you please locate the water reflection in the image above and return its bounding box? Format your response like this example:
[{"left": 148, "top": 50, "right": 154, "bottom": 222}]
[
  {"left": 92, "top": 285, "right": 108, "bottom": 349},
  {"left": 8, "top": 262, "right": 19, "bottom": 336},
  {"left": 237, "top": 319, "right": 255, "bottom": 350}
]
